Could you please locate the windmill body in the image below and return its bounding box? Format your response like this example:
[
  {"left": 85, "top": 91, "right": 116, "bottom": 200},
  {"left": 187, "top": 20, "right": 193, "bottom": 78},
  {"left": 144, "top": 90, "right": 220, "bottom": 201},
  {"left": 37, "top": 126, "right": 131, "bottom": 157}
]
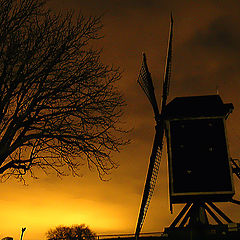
[{"left": 164, "top": 95, "right": 234, "bottom": 204}]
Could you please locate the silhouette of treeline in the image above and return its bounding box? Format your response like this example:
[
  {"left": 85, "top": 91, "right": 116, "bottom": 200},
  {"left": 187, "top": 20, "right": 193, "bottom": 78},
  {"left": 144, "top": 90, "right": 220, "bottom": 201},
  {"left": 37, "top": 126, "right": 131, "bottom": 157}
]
[{"left": 46, "top": 224, "right": 96, "bottom": 240}]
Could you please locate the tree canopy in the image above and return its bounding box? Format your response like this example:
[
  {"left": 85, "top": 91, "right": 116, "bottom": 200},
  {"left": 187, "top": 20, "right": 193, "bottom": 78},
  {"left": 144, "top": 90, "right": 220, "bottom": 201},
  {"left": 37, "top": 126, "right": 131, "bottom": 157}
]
[
  {"left": 0, "top": 0, "right": 128, "bottom": 181},
  {"left": 46, "top": 224, "right": 96, "bottom": 240}
]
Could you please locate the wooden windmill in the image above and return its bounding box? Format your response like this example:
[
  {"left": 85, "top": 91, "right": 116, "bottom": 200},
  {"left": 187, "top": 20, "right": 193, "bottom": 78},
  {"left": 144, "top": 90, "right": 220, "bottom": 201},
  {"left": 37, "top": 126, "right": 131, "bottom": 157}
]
[{"left": 135, "top": 15, "right": 240, "bottom": 240}]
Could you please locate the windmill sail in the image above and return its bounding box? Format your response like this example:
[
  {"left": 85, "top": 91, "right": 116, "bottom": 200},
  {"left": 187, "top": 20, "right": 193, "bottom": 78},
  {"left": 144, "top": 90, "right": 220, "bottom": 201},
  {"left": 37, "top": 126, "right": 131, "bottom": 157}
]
[
  {"left": 135, "top": 15, "right": 173, "bottom": 239},
  {"left": 137, "top": 53, "right": 160, "bottom": 118},
  {"left": 134, "top": 124, "right": 164, "bottom": 238},
  {"left": 161, "top": 13, "right": 173, "bottom": 111}
]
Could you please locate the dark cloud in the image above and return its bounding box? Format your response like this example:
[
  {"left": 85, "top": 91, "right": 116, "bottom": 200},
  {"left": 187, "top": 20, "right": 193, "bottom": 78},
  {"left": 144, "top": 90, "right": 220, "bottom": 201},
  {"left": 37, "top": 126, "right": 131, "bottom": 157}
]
[
  {"left": 49, "top": 0, "right": 167, "bottom": 16},
  {"left": 189, "top": 15, "right": 240, "bottom": 54},
  {"left": 171, "top": 13, "right": 240, "bottom": 99}
]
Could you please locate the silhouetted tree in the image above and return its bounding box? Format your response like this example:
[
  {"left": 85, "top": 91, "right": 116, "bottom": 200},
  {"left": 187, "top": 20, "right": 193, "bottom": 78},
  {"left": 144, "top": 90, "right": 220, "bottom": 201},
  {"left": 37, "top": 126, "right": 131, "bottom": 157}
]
[
  {"left": 46, "top": 225, "right": 96, "bottom": 240},
  {"left": 0, "top": 0, "right": 128, "bottom": 181}
]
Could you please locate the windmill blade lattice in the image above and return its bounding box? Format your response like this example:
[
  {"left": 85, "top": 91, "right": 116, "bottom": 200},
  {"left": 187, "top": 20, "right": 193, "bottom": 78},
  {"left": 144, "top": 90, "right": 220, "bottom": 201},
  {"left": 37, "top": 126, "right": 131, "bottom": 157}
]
[
  {"left": 137, "top": 53, "right": 160, "bottom": 118},
  {"left": 135, "top": 124, "right": 165, "bottom": 238}
]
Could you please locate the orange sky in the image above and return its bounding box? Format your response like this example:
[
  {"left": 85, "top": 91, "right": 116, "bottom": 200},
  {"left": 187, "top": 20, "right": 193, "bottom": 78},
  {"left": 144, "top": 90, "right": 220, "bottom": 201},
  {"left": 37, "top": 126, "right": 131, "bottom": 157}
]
[{"left": 1, "top": 0, "right": 240, "bottom": 239}]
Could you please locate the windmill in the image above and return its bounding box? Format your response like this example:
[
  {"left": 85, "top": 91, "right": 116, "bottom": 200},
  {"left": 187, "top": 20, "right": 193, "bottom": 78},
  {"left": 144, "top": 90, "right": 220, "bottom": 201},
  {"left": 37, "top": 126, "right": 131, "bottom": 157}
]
[
  {"left": 135, "top": 14, "right": 240, "bottom": 240},
  {"left": 135, "top": 14, "right": 173, "bottom": 239}
]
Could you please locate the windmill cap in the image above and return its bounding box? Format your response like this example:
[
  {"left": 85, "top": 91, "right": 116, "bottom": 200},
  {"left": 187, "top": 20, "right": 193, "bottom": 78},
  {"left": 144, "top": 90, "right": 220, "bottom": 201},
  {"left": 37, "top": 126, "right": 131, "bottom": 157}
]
[{"left": 164, "top": 95, "right": 234, "bottom": 119}]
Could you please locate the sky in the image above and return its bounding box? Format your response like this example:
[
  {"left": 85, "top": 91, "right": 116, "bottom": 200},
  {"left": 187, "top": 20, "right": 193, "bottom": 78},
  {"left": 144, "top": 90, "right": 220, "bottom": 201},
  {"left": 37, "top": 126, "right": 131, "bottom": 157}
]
[{"left": 1, "top": 0, "right": 240, "bottom": 239}]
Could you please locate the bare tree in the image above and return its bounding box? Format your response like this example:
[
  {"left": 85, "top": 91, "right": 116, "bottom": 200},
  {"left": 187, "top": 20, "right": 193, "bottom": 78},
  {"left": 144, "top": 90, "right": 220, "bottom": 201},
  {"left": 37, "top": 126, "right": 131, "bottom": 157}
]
[
  {"left": 0, "top": 0, "right": 128, "bottom": 182},
  {"left": 46, "top": 224, "right": 96, "bottom": 240}
]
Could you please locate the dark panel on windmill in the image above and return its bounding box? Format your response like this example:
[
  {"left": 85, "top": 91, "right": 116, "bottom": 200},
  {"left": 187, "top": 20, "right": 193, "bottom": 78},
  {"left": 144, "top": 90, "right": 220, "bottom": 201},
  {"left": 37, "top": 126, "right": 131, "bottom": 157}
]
[
  {"left": 170, "top": 118, "right": 231, "bottom": 194},
  {"left": 164, "top": 95, "right": 234, "bottom": 203}
]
